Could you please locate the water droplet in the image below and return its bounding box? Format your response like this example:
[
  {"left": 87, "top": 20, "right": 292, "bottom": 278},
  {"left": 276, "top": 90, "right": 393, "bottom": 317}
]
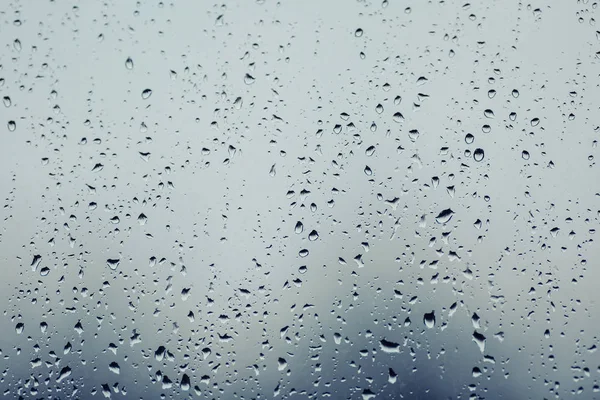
[
  {"left": 408, "top": 129, "right": 420, "bottom": 142},
  {"left": 355, "top": 28, "right": 363, "bottom": 37},
  {"left": 365, "top": 145, "right": 376, "bottom": 156},
  {"left": 107, "top": 258, "right": 120, "bottom": 270},
  {"left": 465, "top": 133, "right": 474, "bottom": 144},
  {"left": 277, "top": 357, "right": 288, "bottom": 371},
  {"left": 364, "top": 165, "right": 373, "bottom": 176},
  {"left": 423, "top": 311, "right": 436, "bottom": 328},
  {"left": 435, "top": 209, "right": 454, "bottom": 224},
  {"left": 375, "top": 104, "right": 384, "bottom": 114},
  {"left": 125, "top": 57, "right": 133, "bottom": 69},
  {"left": 472, "top": 331, "right": 486, "bottom": 353},
  {"left": 234, "top": 97, "right": 243, "bottom": 109},
  {"left": 7, "top": 120, "right": 16, "bottom": 131},
  {"left": 138, "top": 213, "right": 147, "bottom": 225},
  {"left": 57, "top": 366, "right": 71, "bottom": 383},
  {"left": 180, "top": 374, "right": 191, "bottom": 391},
  {"left": 308, "top": 230, "right": 319, "bottom": 241},
  {"left": 521, "top": 150, "right": 530, "bottom": 160},
  {"left": 244, "top": 73, "right": 255, "bottom": 84},
  {"left": 473, "top": 148, "right": 485, "bottom": 162},
  {"left": 295, "top": 221, "right": 304, "bottom": 234},
  {"left": 13, "top": 39, "right": 21, "bottom": 52},
  {"left": 531, "top": 117, "right": 540, "bottom": 127},
  {"left": 141, "top": 89, "right": 152, "bottom": 99},
  {"left": 15, "top": 322, "right": 24, "bottom": 334},
  {"left": 416, "top": 76, "right": 428, "bottom": 85},
  {"left": 108, "top": 361, "right": 121, "bottom": 374},
  {"left": 362, "top": 389, "right": 376, "bottom": 400},
  {"left": 512, "top": 89, "right": 519, "bottom": 97},
  {"left": 392, "top": 112, "right": 404, "bottom": 123},
  {"left": 379, "top": 338, "right": 400, "bottom": 353},
  {"left": 3, "top": 96, "right": 11, "bottom": 107},
  {"left": 269, "top": 164, "right": 276, "bottom": 177}
]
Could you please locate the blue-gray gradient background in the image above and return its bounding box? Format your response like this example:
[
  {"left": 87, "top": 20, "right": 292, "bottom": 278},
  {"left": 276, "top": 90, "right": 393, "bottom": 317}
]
[{"left": 1, "top": 0, "right": 599, "bottom": 399}]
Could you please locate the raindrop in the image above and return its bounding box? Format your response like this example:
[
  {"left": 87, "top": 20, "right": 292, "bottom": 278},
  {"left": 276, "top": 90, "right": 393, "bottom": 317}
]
[
  {"left": 125, "top": 57, "right": 134, "bottom": 69},
  {"left": 473, "top": 331, "right": 486, "bottom": 353},
  {"left": 365, "top": 145, "right": 376, "bottom": 156},
  {"left": 294, "top": 221, "right": 304, "bottom": 234},
  {"left": 355, "top": 28, "right": 363, "bottom": 37},
  {"left": 7, "top": 120, "right": 16, "bottom": 131},
  {"left": 108, "top": 362, "right": 121, "bottom": 374},
  {"left": 244, "top": 73, "right": 255, "bottom": 84},
  {"left": 531, "top": 118, "right": 540, "bottom": 127},
  {"left": 2, "top": 96, "right": 11, "bottom": 107},
  {"left": 364, "top": 165, "right": 373, "bottom": 176},
  {"left": 473, "top": 148, "right": 485, "bottom": 162},
  {"left": 465, "top": 133, "right": 474, "bottom": 144},
  {"left": 379, "top": 338, "right": 400, "bottom": 353},
  {"left": 392, "top": 112, "right": 404, "bottom": 123},
  {"left": 521, "top": 150, "right": 530, "bottom": 160},
  {"left": 423, "top": 311, "right": 436, "bottom": 328},
  {"left": 57, "top": 366, "right": 71, "bottom": 383},
  {"left": 435, "top": 209, "right": 454, "bottom": 224},
  {"left": 141, "top": 89, "right": 152, "bottom": 99},
  {"left": 308, "top": 230, "right": 319, "bottom": 241},
  {"left": 106, "top": 258, "right": 120, "bottom": 270}
]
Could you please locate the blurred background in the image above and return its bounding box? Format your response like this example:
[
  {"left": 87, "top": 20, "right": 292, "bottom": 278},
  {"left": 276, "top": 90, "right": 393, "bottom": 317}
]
[{"left": 0, "top": 0, "right": 599, "bottom": 399}]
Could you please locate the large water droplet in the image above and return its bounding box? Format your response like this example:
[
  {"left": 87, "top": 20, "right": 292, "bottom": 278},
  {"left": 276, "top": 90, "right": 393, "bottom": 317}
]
[
  {"left": 435, "top": 209, "right": 454, "bottom": 224},
  {"left": 473, "top": 148, "right": 485, "bottom": 162},
  {"left": 423, "top": 311, "right": 436, "bottom": 328}
]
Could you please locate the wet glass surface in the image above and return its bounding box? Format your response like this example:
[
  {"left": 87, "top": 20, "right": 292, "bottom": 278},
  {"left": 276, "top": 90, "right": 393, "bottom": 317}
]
[{"left": 1, "top": 1, "right": 599, "bottom": 399}]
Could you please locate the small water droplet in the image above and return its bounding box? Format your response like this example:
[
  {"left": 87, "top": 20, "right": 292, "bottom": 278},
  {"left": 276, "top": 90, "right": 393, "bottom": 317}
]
[
  {"left": 308, "top": 230, "right": 319, "bottom": 241},
  {"left": 125, "top": 57, "right": 134, "bottom": 69},
  {"left": 521, "top": 150, "right": 530, "bottom": 160},
  {"left": 7, "top": 120, "right": 16, "bottom": 131},
  {"left": 141, "top": 89, "right": 152, "bottom": 99},
  {"left": 465, "top": 133, "right": 474, "bottom": 144},
  {"left": 295, "top": 221, "right": 304, "bottom": 234},
  {"left": 355, "top": 28, "right": 363, "bottom": 37},
  {"left": 244, "top": 73, "right": 255, "bottom": 84}
]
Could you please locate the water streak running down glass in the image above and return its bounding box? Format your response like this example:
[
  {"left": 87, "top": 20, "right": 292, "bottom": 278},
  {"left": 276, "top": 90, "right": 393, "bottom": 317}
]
[{"left": 1, "top": 1, "right": 599, "bottom": 399}]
